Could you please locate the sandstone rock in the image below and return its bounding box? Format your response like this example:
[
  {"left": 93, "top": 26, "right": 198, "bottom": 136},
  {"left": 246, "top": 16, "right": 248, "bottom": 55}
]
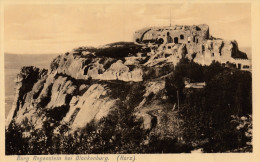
[
  {"left": 177, "top": 44, "right": 187, "bottom": 58},
  {"left": 46, "top": 76, "right": 77, "bottom": 109},
  {"left": 6, "top": 26, "right": 249, "bottom": 141},
  {"left": 95, "top": 60, "right": 143, "bottom": 82},
  {"left": 6, "top": 66, "right": 47, "bottom": 128},
  {"left": 62, "top": 84, "right": 118, "bottom": 130}
]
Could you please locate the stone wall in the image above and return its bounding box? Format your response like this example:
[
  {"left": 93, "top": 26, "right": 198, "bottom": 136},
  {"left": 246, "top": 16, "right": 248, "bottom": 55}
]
[{"left": 133, "top": 24, "right": 209, "bottom": 45}]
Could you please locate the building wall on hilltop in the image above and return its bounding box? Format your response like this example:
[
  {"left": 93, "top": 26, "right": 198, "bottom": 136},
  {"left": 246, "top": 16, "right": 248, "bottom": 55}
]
[
  {"left": 133, "top": 24, "right": 250, "bottom": 71},
  {"left": 133, "top": 24, "right": 209, "bottom": 45}
]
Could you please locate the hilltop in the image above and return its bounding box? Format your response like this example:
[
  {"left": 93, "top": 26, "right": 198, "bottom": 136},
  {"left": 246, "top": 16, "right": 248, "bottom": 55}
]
[{"left": 6, "top": 25, "right": 252, "bottom": 154}]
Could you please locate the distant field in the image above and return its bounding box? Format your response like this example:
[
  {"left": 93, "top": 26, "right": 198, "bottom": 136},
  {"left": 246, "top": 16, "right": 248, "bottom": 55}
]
[{"left": 5, "top": 53, "right": 59, "bottom": 118}]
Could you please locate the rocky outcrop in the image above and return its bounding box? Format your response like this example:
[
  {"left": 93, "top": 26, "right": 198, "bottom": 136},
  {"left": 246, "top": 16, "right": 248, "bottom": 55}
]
[
  {"left": 62, "top": 84, "right": 118, "bottom": 129},
  {"left": 6, "top": 70, "right": 119, "bottom": 131},
  {"left": 6, "top": 24, "right": 249, "bottom": 137},
  {"left": 88, "top": 60, "right": 143, "bottom": 81},
  {"left": 51, "top": 51, "right": 143, "bottom": 82},
  {"left": 6, "top": 66, "right": 48, "bottom": 128}
]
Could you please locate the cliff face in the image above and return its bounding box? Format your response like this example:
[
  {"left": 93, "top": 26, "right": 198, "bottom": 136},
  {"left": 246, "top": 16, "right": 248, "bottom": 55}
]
[
  {"left": 6, "top": 34, "right": 248, "bottom": 138},
  {"left": 6, "top": 65, "right": 174, "bottom": 133},
  {"left": 187, "top": 39, "right": 248, "bottom": 65}
]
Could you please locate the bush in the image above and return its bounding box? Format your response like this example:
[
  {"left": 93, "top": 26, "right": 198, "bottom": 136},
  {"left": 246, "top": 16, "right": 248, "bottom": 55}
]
[
  {"left": 57, "top": 103, "right": 147, "bottom": 154},
  {"left": 164, "top": 58, "right": 252, "bottom": 152},
  {"left": 85, "top": 42, "right": 143, "bottom": 58}
]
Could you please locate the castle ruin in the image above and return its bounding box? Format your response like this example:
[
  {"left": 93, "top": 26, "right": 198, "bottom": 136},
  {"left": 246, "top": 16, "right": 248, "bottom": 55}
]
[{"left": 133, "top": 24, "right": 251, "bottom": 71}]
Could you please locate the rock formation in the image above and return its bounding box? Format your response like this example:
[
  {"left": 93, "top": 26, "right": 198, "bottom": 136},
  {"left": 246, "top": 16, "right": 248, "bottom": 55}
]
[
  {"left": 134, "top": 24, "right": 250, "bottom": 69},
  {"left": 6, "top": 24, "right": 251, "bottom": 139}
]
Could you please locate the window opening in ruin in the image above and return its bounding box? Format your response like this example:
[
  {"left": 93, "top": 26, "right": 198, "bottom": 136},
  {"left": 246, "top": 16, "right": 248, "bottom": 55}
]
[
  {"left": 174, "top": 37, "right": 178, "bottom": 43},
  {"left": 196, "top": 38, "right": 199, "bottom": 43},
  {"left": 168, "top": 46, "right": 171, "bottom": 49},
  {"left": 193, "top": 37, "right": 195, "bottom": 42},
  {"left": 180, "top": 35, "right": 184, "bottom": 39},
  {"left": 238, "top": 63, "right": 241, "bottom": 69},
  {"left": 211, "top": 53, "right": 214, "bottom": 57},
  {"left": 158, "top": 38, "right": 164, "bottom": 44},
  {"left": 243, "top": 65, "right": 249, "bottom": 69},
  {"left": 98, "top": 69, "right": 103, "bottom": 74},
  {"left": 188, "top": 37, "right": 191, "bottom": 43},
  {"left": 167, "top": 32, "right": 173, "bottom": 43}
]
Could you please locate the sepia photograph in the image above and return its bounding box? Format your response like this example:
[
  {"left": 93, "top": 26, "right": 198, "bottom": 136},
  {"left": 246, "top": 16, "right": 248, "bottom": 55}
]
[{"left": 1, "top": 0, "right": 260, "bottom": 161}]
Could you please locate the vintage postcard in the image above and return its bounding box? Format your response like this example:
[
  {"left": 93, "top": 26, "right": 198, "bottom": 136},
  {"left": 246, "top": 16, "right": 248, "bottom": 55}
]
[{"left": 1, "top": 0, "right": 260, "bottom": 162}]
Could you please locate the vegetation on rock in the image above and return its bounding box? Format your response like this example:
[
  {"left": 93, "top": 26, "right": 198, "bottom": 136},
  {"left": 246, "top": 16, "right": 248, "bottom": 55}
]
[{"left": 6, "top": 41, "right": 252, "bottom": 154}]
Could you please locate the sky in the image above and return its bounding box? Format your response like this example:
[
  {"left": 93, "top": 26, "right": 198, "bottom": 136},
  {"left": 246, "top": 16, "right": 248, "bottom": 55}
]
[{"left": 4, "top": 3, "right": 251, "bottom": 54}]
